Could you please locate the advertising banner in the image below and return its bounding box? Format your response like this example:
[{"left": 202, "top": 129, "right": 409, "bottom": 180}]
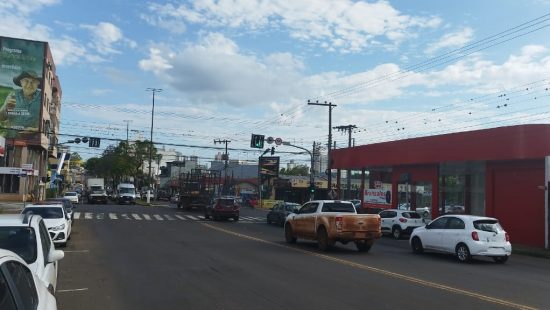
[
  {"left": 259, "top": 156, "right": 280, "bottom": 177},
  {"left": 0, "top": 135, "right": 4, "bottom": 156},
  {"left": 0, "top": 37, "right": 45, "bottom": 142},
  {"left": 364, "top": 188, "right": 392, "bottom": 205}
]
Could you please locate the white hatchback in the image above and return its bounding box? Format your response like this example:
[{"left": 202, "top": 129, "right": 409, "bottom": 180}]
[
  {"left": 409, "top": 214, "right": 512, "bottom": 263},
  {"left": 62, "top": 192, "right": 79, "bottom": 204},
  {"left": 22, "top": 205, "right": 72, "bottom": 247},
  {"left": 0, "top": 249, "right": 58, "bottom": 309}
]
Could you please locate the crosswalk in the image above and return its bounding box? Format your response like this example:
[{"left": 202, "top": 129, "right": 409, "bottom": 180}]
[{"left": 73, "top": 212, "right": 265, "bottom": 223}]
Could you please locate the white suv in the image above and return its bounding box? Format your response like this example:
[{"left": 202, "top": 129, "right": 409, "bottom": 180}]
[
  {"left": 410, "top": 214, "right": 512, "bottom": 263},
  {"left": 379, "top": 209, "right": 424, "bottom": 239},
  {"left": 0, "top": 214, "right": 64, "bottom": 293},
  {"left": 0, "top": 249, "right": 58, "bottom": 309},
  {"left": 22, "top": 204, "right": 72, "bottom": 247}
]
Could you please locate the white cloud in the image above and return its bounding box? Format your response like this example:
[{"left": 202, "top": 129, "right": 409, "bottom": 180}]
[
  {"left": 143, "top": 0, "right": 442, "bottom": 53},
  {"left": 425, "top": 27, "right": 474, "bottom": 54},
  {"left": 81, "top": 22, "right": 136, "bottom": 55},
  {"left": 0, "top": 0, "right": 60, "bottom": 16}
]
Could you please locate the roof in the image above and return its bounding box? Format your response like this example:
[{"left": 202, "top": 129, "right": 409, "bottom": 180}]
[
  {"left": 26, "top": 204, "right": 64, "bottom": 208},
  {"left": 0, "top": 214, "right": 30, "bottom": 226},
  {"left": 331, "top": 124, "right": 550, "bottom": 169}
]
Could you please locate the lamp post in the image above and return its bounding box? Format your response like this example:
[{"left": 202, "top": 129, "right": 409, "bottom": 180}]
[{"left": 146, "top": 88, "right": 162, "bottom": 203}]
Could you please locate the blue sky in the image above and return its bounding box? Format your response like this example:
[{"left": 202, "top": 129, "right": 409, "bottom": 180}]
[{"left": 1, "top": 0, "right": 549, "bottom": 166}]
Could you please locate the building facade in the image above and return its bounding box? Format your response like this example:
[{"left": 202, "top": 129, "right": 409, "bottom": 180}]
[
  {"left": 331, "top": 125, "right": 550, "bottom": 249},
  {"left": 0, "top": 36, "right": 61, "bottom": 201}
]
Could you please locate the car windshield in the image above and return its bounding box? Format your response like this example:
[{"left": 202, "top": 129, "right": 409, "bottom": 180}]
[
  {"left": 474, "top": 220, "right": 503, "bottom": 233},
  {"left": 22, "top": 207, "right": 63, "bottom": 219},
  {"left": 321, "top": 203, "right": 356, "bottom": 213},
  {"left": 285, "top": 204, "right": 300, "bottom": 212},
  {"left": 0, "top": 227, "right": 37, "bottom": 264},
  {"left": 119, "top": 188, "right": 135, "bottom": 194},
  {"left": 402, "top": 212, "right": 422, "bottom": 219},
  {"left": 64, "top": 192, "right": 77, "bottom": 196},
  {"left": 218, "top": 199, "right": 234, "bottom": 206}
]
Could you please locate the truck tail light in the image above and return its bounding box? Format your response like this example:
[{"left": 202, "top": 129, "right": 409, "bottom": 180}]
[
  {"left": 335, "top": 216, "right": 343, "bottom": 231},
  {"left": 399, "top": 218, "right": 407, "bottom": 223},
  {"left": 505, "top": 233, "right": 510, "bottom": 242},
  {"left": 471, "top": 231, "right": 479, "bottom": 241}
]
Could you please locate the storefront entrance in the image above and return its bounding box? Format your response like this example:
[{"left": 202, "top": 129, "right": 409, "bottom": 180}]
[{"left": 393, "top": 166, "right": 438, "bottom": 221}]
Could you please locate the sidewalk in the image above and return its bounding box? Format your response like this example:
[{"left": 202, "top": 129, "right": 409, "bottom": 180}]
[
  {"left": 512, "top": 245, "right": 550, "bottom": 259},
  {"left": 0, "top": 202, "right": 25, "bottom": 214}
]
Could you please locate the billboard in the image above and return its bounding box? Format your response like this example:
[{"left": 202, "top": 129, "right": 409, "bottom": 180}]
[
  {"left": 0, "top": 37, "right": 45, "bottom": 142},
  {"left": 259, "top": 156, "right": 280, "bottom": 177}
]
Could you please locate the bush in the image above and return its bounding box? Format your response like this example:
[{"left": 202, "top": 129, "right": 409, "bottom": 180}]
[{"left": 46, "top": 188, "right": 57, "bottom": 199}]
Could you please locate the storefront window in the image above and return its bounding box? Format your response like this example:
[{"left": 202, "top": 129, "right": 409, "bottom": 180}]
[
  {"left": 363, "top": 168, "right": 392, "bottom": 213},
  {"left": 439, "top": 161, "right": 485, "bottom": 216}
]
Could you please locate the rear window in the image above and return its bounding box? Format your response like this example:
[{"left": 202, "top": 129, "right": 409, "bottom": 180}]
[
  {"left": 285, "top": 204, "right": 300, "bottom": 212},
  {"left": 0, "top": 227, "right": 37, "bottom": 264},
  {"left": 321, "top": 203, "right": 355, "bottom": 213},
  {"left": 22, "top": 207, "right": 63, "bottom": 219},
  {"left": 218, "top": 199, "right": 235, "bottom": 206},
  {"left": 474, "top": 220, "right": 503, "bottom": 233},
  {"left": 403, "top": 212, "right": 421, "bottom": 219}
]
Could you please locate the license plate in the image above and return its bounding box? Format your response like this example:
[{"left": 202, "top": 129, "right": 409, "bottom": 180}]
[{"left": 355, "top": 232, "right": 366, "bottom": 238}]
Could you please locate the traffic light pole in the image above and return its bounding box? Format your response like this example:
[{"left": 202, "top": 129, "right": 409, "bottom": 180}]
[{"left": 282, "top": 142, "right": 315, "bottom": 201}]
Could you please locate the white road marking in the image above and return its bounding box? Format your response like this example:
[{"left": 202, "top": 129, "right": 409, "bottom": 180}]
[
  {"left": 63, "top": 250, "right": 89, "bottom": 253},
  {"left": 57, "top": 288, "right": 89, "bottom": 293},
  {"left": 153, "top": 214, "right": 164, "bottom": 221},
  {"left": 174, "top": 215, "right": 187, "bottom": 220},
  {"left": 197, "top": 215, "right": 205, "bottom": 220},
  {"left": 240, "top": 216, "right": 255, "bottom": 221},
  {"left": 73, "top": 212, "right": 81, "bottom": 219},
  {"left": 186, "top": 215, "right": 199, "bottom": 220},
  {"left": 109, "top": 213, "right": 118, "bottom": 220},
  {"left": 132, "top": 214, "right": 142, "bottom": 220},
  {"left": 143, "top": 214, "right": 152, "bottom": 220},
  {"left": 84, "top": 213, "right": 93, "bottom": 220},
  {"left": 121, "top": 214, "right": 130, "bottom": 220},
  {"left": 96, "top": 213, "right": 104, "bottom": 220},
  {"left": 164, "top": 215, "right": 175, "bottom": 220}
]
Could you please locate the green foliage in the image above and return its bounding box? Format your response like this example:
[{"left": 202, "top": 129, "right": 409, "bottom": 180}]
[
  {"left": 46, "top": 188, "right": 57, "bottom": 199},
  {"left": 280, "top": 164, "right": 310, "bottom": 176}
]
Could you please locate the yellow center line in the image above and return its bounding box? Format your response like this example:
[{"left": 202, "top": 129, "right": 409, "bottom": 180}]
[{"left": 202, "top": 223, "right": 538, "bottom": 310}]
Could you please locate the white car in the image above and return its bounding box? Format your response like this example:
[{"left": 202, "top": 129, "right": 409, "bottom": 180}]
[
  {"left": 22, "top": 204, "right": 72, "bottom": 247},
  {"left": 379, "top": 209, "right": 424, "bottom": 239},
  {"left": 0, "top": 214, "right": 64, "bottom": 293},
  {"left": 0, "top": 249, "right": 58, "bottom": 309},
  {"left": 62, "top": 191, "right": 79, "bottom": 204},
  {"left": 410, "top": 214, "right": 511, "bottom": 263}
]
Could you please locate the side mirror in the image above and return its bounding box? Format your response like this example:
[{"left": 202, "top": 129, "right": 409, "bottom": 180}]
[{"left": 48, "top": 250, "right": 64, "bottom": 263}]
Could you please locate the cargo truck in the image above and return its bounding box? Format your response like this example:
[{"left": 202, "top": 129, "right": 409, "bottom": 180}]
[{"left": 87, "top": 178, "right": 108, "bottom": 204}]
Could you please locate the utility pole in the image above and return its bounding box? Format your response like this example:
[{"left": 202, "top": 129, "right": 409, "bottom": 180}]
[
  {"left": 214, "top": 139, "right": 231, "bottom": 194},
  {"left": 333, "top": 124, "right": 357, "bottom": 200},
  {"left": 282, "top": 141, "right": 315, "bottom": 201},
  {"left": 146, "top": 88, "right": 162, "bottom": 203},
  {"left": 123, "top": 120, "right": 132, "bottom": 151},
  {"left": 307, "top": 100, "right": 336, "bottom": 197}
]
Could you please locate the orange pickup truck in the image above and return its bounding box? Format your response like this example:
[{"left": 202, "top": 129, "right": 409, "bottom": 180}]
[{"left": 284, "top": 200, "right": 382, "bottom": 252}]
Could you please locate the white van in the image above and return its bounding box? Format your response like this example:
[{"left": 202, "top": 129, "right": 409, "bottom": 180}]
[{"left": 117, "top": 183, "right": 136, "bottom": 204}]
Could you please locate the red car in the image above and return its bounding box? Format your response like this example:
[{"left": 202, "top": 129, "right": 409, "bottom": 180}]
[{"left": 205, "top": 197, "right": 240, "bottom": 221}]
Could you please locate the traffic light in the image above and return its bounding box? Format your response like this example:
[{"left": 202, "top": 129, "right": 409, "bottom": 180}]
[
  {"left": 270, "top": 146, "right": 275, "bottom": 155},
  {"left": 250, "top": 134, "right": 265, "bottom": 148},
  {"left": 89, "top": 137, "right": 101, "bottom": 148},
  {"left": 309, "top": 184, "right": 315, "bottom": 193}
]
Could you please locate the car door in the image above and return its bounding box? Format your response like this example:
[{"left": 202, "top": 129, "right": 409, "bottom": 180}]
[
  {"left": 63, "top": 207, "right": 72, "bottom": 237},
  {"left": 422, "top": 217, "right": 449, "bottom": 250},
  {"left": 38, "top": 220, "right": 57, "bottom": 291},
  {"left": 0, "top": 264, "right": 17, "bottom": 310},
  {"left": 301, "top": 203, "right": 319, "bottom": 238},
  {"left": 379, "top": 211, "right": 391, "bottom": 233},
  {"left": 273, "top": 204, "right": 284, "bottom": 224},
  {"left": 380, "top": 211, "right": 397, "bottom": 232},
  {"left": 293, "top": 203, "right": 316, "bottom": 237},
  {"left": 2, "top": 260, "right": 39, "bottom": 310},
  {"left": 439, "top": 217, "right": 466, "bottom": 253}
]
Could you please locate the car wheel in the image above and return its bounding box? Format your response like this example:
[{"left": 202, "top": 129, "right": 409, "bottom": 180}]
[
  {"left": 411, "top": 237, "right": 423, "bottom": 254},
  {"left": 205, "top": 213, "right": 210, "bottom": 220},
  {"left": 355, "top": 240, "right": 372, "bottom": 252},
  {"left": 317, "top": 227, "right": 330, "bottom": 251},
  {"left": 285, "top": 224, "right": 297, "bottom": 244},
  {"left": 392, "top": 226, "right": 402, "bottom": 240},
  {"left": 493, "top": 256, "right": 509, "bottom": 264},
  {"left": 456, "top": 243, "right": 471, "bottom": 263}
]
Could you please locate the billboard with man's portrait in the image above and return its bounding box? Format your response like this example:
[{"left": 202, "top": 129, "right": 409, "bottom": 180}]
[{"left": 0, "top": 37, "right": 45, "bottom": 143}]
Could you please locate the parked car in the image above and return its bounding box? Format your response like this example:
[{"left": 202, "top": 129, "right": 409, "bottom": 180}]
[
  {"left": 398, "top": 202, "right": 431, "bottom": 218},
  {"left": 0, "top": 214, "right": 64, "bottom": 294},
  {"left": 204, "top": 197, "right": 240, "bottom": 221},
  {"left": 379, "top": 209, "right": 424, "bottom": 239},
  {"left": 0, "top": 249, "right": 59, "bottom": 309},
  {"left": 44, "top": 198, "right": 75, "bottom": 222},
  {"left": 267, "top": 202, "right": 300, "bottom": 226},
  {"left": 21, "top": 204, "right": 72, "bottom": 247},
  {"left": 348, "top": 199, "right": 362, "bottom": 213},
  {"left": 409, "top": 215, "right": 511, "bottom": 263},
  {"left": 170, "top": 194, "right": 179, "bottom": 204},
  {"left": 62, "top": 191, "right": 79, "bottom": 204}
]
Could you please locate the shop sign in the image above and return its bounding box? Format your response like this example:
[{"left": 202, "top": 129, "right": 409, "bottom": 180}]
[
  {"left": 364, "top": 188, "right": 392, "bottom": 205},
  {"left": 0, "top": 167, "right": 22, "bottom": 175}
]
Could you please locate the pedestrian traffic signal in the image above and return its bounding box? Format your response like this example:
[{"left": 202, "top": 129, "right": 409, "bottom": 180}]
[
  {"left": 270, "top": 146, "right": 275, "bottom": 155},
  {"left": 250, "top": 134, "right": 265, "bottom": 148}
]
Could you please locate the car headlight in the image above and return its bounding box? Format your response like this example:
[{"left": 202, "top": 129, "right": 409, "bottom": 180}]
[{"left": 50, "top": 224, "right": 66, "bottom": 231}]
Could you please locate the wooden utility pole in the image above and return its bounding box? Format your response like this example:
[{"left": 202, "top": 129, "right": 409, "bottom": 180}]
[{"left": 333, "top": 124, "right": 357, "bottom": 199}]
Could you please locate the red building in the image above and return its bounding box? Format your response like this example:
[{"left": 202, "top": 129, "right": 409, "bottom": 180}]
[{"left": 331, "top": 124, "right": 550, "bottom": 249}]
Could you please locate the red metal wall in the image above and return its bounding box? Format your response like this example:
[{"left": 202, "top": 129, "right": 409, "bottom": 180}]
[{"left": 486, "top": 160, "right": 545, "bottom": 247}]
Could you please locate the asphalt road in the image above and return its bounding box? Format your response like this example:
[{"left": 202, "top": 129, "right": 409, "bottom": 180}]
[{"left": 56, "top": 202, "right": 550, "bottom": 310}]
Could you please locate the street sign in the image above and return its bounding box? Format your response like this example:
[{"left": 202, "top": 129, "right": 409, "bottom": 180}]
[
  {"left": 266, "top": 136, "right": 274, "bottom": 144},
  {"left": 0, "top": 167, "right": 22, "bottom": 175},
  {"left": 89, "top": 137, "right": 101, "bottom": 148},
  {"left": 274, "top": 137, "right": 282, "bottom": 145}
]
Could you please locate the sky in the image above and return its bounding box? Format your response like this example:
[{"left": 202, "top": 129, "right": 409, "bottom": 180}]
[{"left": 1, "top": 0, "right": 549, "bottom": 167}]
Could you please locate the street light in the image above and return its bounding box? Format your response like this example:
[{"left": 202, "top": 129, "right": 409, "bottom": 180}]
[{"left": 146, "top": 88, "right": 162, "bottom": 203}]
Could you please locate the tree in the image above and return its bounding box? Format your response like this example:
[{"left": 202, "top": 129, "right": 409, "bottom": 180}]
[
  {"left": 70, "top": 152, "right": 83, "bottom": 167},
  {"left": 280, "top": 164, "right": 310, "bottom": 176}
]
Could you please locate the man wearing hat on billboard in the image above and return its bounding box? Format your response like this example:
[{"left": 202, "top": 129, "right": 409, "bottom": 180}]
[{"left": 0, "top": 70, "right": 42, "bottom": 138}]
